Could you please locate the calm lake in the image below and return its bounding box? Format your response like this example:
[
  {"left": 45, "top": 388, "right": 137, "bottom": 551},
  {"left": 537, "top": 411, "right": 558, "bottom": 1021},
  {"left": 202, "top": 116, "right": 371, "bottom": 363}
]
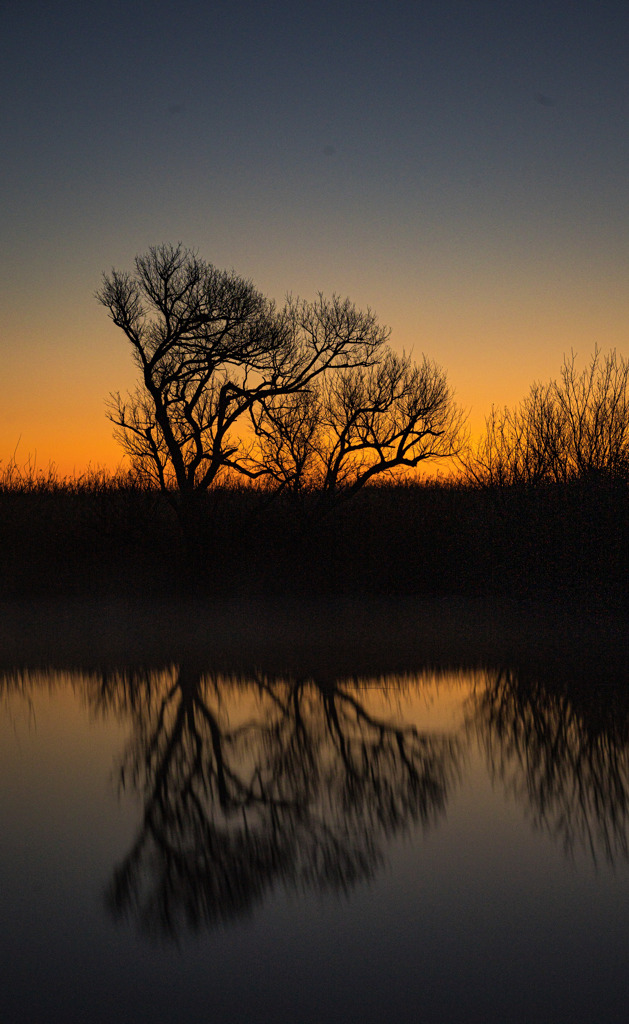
[{"left": 1, "top": 597, "right": 628, "bottom": 1023}]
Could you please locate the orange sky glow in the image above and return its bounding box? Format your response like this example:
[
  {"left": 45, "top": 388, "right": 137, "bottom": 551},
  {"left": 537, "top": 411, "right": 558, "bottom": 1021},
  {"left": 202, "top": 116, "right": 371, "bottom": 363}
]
[{"left": 2, "top": 2, "right": 628, "bottom": 478}]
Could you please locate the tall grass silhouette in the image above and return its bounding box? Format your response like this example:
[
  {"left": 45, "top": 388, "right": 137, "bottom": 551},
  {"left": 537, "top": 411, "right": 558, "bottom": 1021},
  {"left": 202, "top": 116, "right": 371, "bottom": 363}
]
[{"left": 1, "top": 454, "right": 627, "bottom": 603}]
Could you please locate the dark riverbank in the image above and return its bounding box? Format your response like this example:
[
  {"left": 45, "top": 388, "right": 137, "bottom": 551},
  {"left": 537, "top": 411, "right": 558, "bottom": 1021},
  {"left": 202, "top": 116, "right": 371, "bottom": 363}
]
[{"left": 1, "top": 478, "right": 627, "bottom": 604}]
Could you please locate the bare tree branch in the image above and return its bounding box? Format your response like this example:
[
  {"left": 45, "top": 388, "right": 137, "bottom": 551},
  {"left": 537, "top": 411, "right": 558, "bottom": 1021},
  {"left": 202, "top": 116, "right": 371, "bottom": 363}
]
[
  {"left": 98, "top": 244, "right": 464, "bottom": 530},
  {"left": 462, "top": 349, "right": 629, "bottom": 486}
]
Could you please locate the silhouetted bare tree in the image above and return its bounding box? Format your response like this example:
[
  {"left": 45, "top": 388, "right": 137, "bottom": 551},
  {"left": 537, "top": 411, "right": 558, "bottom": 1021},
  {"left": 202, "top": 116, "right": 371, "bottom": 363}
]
[
  {"left": 464, "top": 349, "right": 629, "bottom": 486},
  {"left": 251, "top": 348, "right": 466, "bottom": 512},
  {"left": 98, "top": 244, "right": 464, "bottom": 527},
  {"left": 98, "top": 246, "right": 387, "bottom": 503}
]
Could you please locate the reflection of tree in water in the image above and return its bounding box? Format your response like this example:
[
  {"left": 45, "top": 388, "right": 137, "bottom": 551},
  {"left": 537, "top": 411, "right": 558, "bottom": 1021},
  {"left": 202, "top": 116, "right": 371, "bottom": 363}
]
[
  {"left": 91, "top": 665, "right": 459, "bottom": 939},
  {"left": 473, "top": 666, "right": 629, "bottom": 864}
]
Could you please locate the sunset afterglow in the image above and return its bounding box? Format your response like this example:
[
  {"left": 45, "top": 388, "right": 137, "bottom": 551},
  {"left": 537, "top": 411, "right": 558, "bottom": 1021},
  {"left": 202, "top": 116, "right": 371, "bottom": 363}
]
[{"left": 1, "top": 1, "right": 628, "bottom": 474}]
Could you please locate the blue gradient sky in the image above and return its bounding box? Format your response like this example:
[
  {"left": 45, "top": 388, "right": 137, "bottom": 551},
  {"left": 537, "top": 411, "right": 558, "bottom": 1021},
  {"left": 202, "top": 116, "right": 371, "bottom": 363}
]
[{"left": 2, "top": 0, "right": 628, "bottom": 471}]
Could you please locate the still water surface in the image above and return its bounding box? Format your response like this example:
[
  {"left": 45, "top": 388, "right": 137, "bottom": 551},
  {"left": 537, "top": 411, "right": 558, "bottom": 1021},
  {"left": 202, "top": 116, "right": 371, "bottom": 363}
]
[{"left": 1, "top": 599, "right": 628, "bottom": 1023}]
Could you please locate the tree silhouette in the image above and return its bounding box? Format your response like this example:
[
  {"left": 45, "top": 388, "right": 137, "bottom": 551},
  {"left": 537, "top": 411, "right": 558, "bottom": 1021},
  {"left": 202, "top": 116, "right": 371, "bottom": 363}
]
[
  {"left": 97, "top": 244, "right": 464, "bottom": 527},
  {"left": 251, "top": 349, "right": 465, "bottom": 514},
  {"left": 464, "top": 349, "right": 629, "bottom": 486}
]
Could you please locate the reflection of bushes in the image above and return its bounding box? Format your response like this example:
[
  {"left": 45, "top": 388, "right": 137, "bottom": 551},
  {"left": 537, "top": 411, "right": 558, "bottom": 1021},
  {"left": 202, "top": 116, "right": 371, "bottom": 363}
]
[
  {"left": 473, "top": 664, "right": 629, "bottom": 864},
  {"left": 1, "top": 468, "right": 627, "bottom": 600}
]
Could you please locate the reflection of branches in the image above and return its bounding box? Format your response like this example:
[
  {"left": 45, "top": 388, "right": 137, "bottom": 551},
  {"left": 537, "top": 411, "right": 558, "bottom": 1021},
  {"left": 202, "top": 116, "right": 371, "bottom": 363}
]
[
  {"left": 92, "top": 666, "right": 459, "bottom": 939},
  {"left": 473, "top": 668, "right": 629, "bottom": 864}
]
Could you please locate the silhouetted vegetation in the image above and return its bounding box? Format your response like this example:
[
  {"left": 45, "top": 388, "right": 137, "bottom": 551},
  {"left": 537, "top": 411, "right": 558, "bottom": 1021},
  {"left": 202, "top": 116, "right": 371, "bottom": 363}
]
[
  {"left": 464, "top": 348, "right": 629, "bottom": 487},
  {"left": 97, "top": 244, "right": 464, "bottom": 536},
  {"left": 2, "top": 339, "right": 628, "bottom": 602},
  {"left": 0, "top": 458, "right": 627, "bottom": 602}
]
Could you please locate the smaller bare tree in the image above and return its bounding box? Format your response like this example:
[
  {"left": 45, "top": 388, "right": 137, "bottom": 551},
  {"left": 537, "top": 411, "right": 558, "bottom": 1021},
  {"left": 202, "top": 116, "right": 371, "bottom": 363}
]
[
  {"left": 251, "top": 349, "right": 466, "bottom": 512},
  {"left": 464, "top": 349, "right": 629, "bottom": 486},
  {"left": 555, "top": 348, "right": 629, "bottom": 481}
]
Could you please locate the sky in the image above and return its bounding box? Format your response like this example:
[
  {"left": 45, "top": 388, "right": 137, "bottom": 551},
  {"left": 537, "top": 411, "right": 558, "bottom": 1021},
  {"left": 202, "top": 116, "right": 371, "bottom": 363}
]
[{"left": 2, "top": 0, "right": 628, "bottom": 474}]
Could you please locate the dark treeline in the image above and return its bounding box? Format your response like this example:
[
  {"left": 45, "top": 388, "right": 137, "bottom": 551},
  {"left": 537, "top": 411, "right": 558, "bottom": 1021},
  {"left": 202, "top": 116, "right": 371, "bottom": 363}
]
[{"left": 1, "top": 469, "right": 627, "bottom": 603}]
